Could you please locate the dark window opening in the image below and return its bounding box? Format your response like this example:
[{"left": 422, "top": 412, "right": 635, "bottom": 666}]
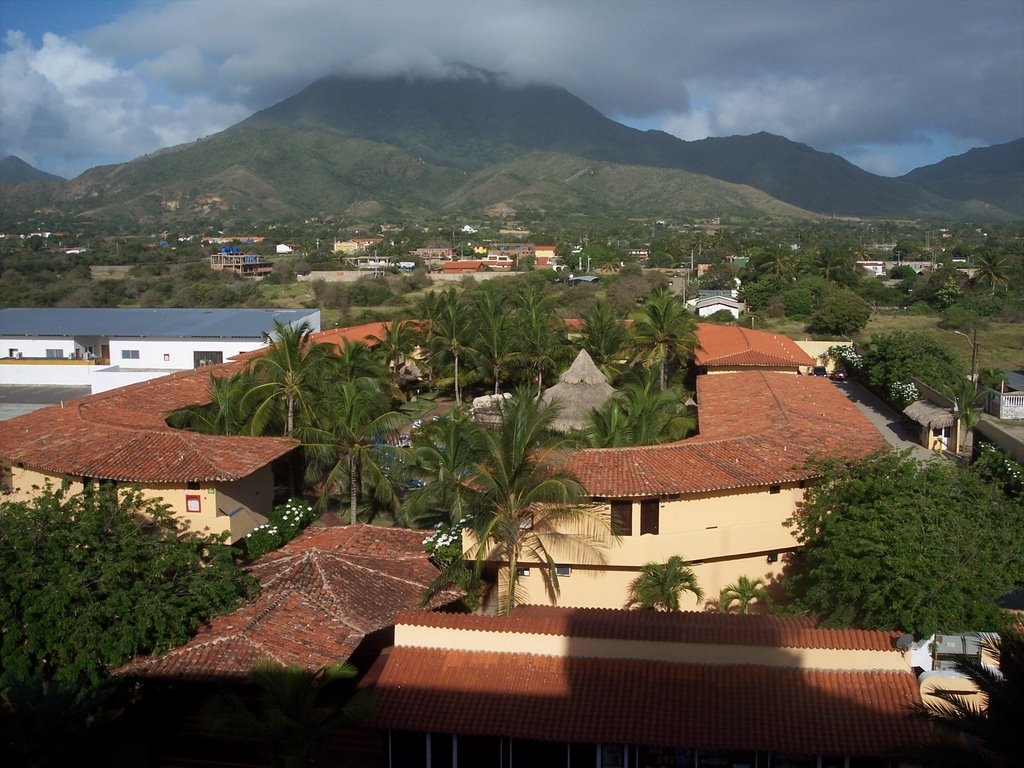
[
  {"left": 769, "top": 485, "right": 781, "bottom": 494},
  {"left": 610, "top": 500, "right": 632, "bottom": 536},
  {"left": 640, "top": 499, "right": 659, "bottom": 535},
  {"left": 194, "top": 350, "right": 224, "bottom": 368}
]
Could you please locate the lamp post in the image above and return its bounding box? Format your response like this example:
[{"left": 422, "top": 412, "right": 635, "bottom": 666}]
[{"left": 952, "top": 328, "right": 979, "bottom": 390}]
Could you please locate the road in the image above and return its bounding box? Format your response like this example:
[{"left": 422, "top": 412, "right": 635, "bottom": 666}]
[{"left": 829, "top": 378, "right": 935, "bottom": 461}]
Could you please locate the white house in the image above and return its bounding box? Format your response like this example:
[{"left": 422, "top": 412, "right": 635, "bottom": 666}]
[{"left": 0, "top": 307, "right": 320, "bottom": 393}]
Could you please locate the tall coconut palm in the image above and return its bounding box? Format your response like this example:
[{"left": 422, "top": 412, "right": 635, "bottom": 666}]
[
  {"left": 585, "top": 372, "right": 695, "bottom": 448},
  {"left": 301, "top": 379, "right": 406, "bottom": 525},
  {"left": 166, "top": 370, "right": 257, "bottom": 435},
  {"left": 471, "top": 303, "right": 523, "bottom": 396},
  {"left": 945, "top": 377, "right": 985, "bottom": 453},
  {"left": 244, "top": 320, "right": 331, "bottom": 437},
  {"left": 627, "top": 555, "right": 704, "bottom": 611},
  {"left": 400, "top": 413, "right": 490, "bottom": 528},
  {"left": 578, "top": 299, "right": 629, "bottom": 380},
  {"left": 370, "top": 319, "right": 418, "bottom": 382},
  {"left": 973, "top": 249, "right": 1009, "bottom": 294},
  {"left": 428, "top": 288, "right": 474, "bottom": 405},
  {"left": 630, "top": 288, "right": 698, "bottom": 390},
  {"left": 517, "top": 287, "right": 570, "bottom": 394},
  {"left": 467, "top": 391, "right": 609, "bottom": 615},
  {"left": 912, "top": 631, "right": 1023, "bottom": 768},
  {"left": 718, "top": 575, "right": 771, "bottom": 614},
  {"left": 332, "top": 338, "right": 388, "bottom": 384}
]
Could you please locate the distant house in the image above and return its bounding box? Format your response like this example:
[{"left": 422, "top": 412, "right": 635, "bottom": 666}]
[
  {"left": 334, "top": 236, "right": 384, "bottom": 254},
  {"left": 692, "top": 294, "right": 745, "bottom": 319},
  {"left": 442, "top": 260, "right": 487, "bottom": 275},
  {"left": 210, "top": 248, "right": 273, "bottom": 278},
  {"left": 694, "top": 324, "right": 815, "bottom": 374},
  {"left": 202, "top": 235, "right": 264, "bottom": 245},
  {"left": 275, "top": 242, "right": 300, "bottom": 254}
]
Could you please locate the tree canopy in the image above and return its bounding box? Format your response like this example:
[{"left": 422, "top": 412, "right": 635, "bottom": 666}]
[
  {"left": 0, "top": 483, "right": 255, "bottom": 692},
  {"left": 785, "top": 451, "right": 1024, "bottom": 638}
]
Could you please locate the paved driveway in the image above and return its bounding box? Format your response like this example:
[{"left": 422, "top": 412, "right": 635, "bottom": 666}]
[
  {"left": 0, "top": 384, "right": 91, "bottom": 422},
  {"left": 829, "top": 379, "right": 935, "bottom": 460}
]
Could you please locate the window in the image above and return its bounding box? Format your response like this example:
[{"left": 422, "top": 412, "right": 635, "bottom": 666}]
[
  {"left": 121, "top": 349, "right": 140, "bottom": 360},
  {"left": 193, "top": 350, "right": 224, "bottom": 367},
  {"left": 555, "top": 566, "right": 571, "bottom": 577},
  {"left": 610, "top": 500, "right": 632, "bottom": 536},
  {"left": 769, "top": 485, "right": 781, "bottom": 494},
  {"left": 640, "top": 499, "right": 659, "bottom": 535},
  {"left": 515, "top": 567, "right": 531, "bottom": 577},
  {"left": 45, "top": 348, "right": 63, "bottom": 359}
]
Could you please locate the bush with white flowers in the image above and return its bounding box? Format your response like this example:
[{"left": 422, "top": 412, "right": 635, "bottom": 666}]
[
  {"left": 888, "top": 380, "right": 919, "bottom": 408},
  {"left": 423, "top": 516, "right": 472, "bottom": 569},
  {"left": 245, "top": 498, "right": 316, "bottom": 560}
]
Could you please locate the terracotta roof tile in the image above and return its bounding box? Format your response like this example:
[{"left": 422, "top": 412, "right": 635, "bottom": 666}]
[
  {"left": 568, "top": 371, "right": 884, "bottom": 497},
  {"left": 695, "top": 324, "right": 815, "bottom": 368},
  {"left": 394, "top": 606, "right": 902, "bottom": 652},
  {"left": 118, "top": 525, "right": 461, "bottom": 681},
  {"left": 369, "top": 647, "right": 930, "bottom": 756},
  {"left": 0, "top": 362, "right": 295, "bottom": 482}
]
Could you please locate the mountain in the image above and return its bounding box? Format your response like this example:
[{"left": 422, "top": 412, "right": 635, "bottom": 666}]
[
  {"left": 0, "top": 155, "right": 65, "bottom": 184},
  {"left": 901, "top": 139, "right": 1024, "bottom": 218},
  {"left": 0, "top": 74, "right": 1019, "bottom": 228}
]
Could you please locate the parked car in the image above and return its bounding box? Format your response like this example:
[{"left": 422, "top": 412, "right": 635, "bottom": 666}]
[
  {"left": 829, "top": 368, "right": 849, "bottom": 381},
  {"left": 812, "top": 366, "right": 828, "bottom": 377}
]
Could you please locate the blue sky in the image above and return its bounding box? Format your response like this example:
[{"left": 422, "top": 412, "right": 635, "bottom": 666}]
[{"left": 2, "top": 0, "right": 1022, "bottom": 180}]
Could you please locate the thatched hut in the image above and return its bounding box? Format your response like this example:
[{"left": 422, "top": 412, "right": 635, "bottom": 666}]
[
  {"left": 903, "top": 399, "right": 956, "bottom": 452},
  {"left": 541, "top": 349, "right": 617, "bottom": 433}
]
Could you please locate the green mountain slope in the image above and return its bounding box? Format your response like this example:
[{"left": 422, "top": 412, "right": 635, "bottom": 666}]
[
  {"left": 901, "top": 139, "right": 1024, "bottom": 217},
  {"left": 0, "top": 155, "right": 65, "bottom": 184}
]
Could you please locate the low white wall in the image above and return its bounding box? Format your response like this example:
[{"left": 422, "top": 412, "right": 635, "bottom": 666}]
[
  {"left": 108, "top": 338, "right": 265, "bottom": 370},
  {"left": 0, "top": 362, "right": 170, "bottom": 392}
]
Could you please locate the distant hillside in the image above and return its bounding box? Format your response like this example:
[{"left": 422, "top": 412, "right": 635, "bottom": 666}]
[
  {"left": 0, "top": 74, "right": 1019, "bottom": 227},
  {"left": 901, "top": 139, "right": 1024, "bottom": 218},
  {"left": 0, "top": 155, "right": 64, "bottom": 184}
]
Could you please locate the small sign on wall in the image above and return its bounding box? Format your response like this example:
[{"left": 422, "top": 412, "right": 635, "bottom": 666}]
[{"left": 185, "top": 494, "right": 201, "bottom": 513}]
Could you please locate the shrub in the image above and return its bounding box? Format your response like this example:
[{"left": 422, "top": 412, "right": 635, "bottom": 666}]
[{"left": 245, "top": 498, "right": 316, "bottom": 560}]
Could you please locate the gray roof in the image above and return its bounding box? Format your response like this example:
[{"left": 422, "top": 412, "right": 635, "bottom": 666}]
[{"left": 0, "top": 308, "right": 319, "bottom": 340}]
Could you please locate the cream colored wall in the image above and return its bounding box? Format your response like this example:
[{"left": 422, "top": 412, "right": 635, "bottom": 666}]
[
  {"left": 704, "top": 365, "right": 798, "bottom": 375},
  {"left": 6, "top": 464, "right": 272, "bottom": 543},
  {"left": 468, "top": 484, "right": 802, "bottom": 610},
  {"left": 796, "top": 340, "right": 852, "bottom": 369},
  {"left": 396, "top": 624, "right": 909, "bottom": 672}
]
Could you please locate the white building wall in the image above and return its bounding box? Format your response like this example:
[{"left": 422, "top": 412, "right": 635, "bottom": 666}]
[
  {"left": 107, "top": 338, "right": 266, "bottom": 370},
  {"left": 2, "top": 338, "right": 76, "bottom": 359}
]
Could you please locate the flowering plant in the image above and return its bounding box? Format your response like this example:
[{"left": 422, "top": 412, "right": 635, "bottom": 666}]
[
  {"left": 888, "top": 380, "right": 919, "bottom": 408},
  {"left": 423, "top": 516, "right": 472, "bottom": 569},
  {"left": 245, "top": 498, "right": 316, "bottom": 560}
]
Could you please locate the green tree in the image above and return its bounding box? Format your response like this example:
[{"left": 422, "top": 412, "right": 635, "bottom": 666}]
[
  {"left": 471, "top": 291, "right": 523, "bottom": 395},
  {"left": 586, "top": 370, "right": 695, "bottom": 447},
  {"left": 718, "top": 576, "right": 771, "bottom": 614},
  {"left": 427, "top": 288, "right": 474, "bottom": 406},
  {"left": 785, "top": 451, "right": 1024, "bottom": 637},
  {"left": 370, "top": 320, "right": 418, "bottom": 383},
  {"left": 912, "top": 631, "right": 1024, "bottom": 768},
  {"left": 465, "top": 392, "right": 609, "bottom": 615},
  {"left": 401, "top": 414, "right": 490, "bottom": 528},
  {"left": 577, "top": 299, "right": 629, "bottom": 380},
  {"left": 166, "top": 370, "right": 257, "bottom": 435},
  {"left": 627, "top": 555, "right": 704, "bottom": 612},
  {"left": 807, "top": 290, "right": 871, "bottom": 336},
  {"left": 516, "top": 285, "right": 570, "bottom": 394},
  {"left": 630, "top": 288, "right": 698, "bottom": 390},
  {"left": 945, "top": 377, "right": 984, "bottom": 453},
  {"left": 300, "top": 380, "right": 406, "bottom": 525},
  {"left": 0, "top": 483, "right": 254, "bottom": 692},
  {"left": 973, "top": 249, "right": 1010, "bottom": 294},
  {"left": 859, "top": 330, "right": 967, "bottom": 395},
  {"left": 244, "top": 320, "right": 331, "bottom": 437}
]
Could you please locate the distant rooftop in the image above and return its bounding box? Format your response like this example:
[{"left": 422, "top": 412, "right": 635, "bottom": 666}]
[{"left": 0, "top": 308, "right": 319, "bottom": 339}]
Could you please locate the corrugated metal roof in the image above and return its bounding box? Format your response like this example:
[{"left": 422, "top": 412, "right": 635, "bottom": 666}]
[{"left": 0, "top": 307, "right": 319, "bottom": 339}]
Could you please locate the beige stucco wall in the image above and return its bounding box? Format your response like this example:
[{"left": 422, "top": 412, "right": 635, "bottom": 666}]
[
  {"left": 395, "top": 624, "right": 909, "bottom": 672},
  {"left": 467, "top": 484, "right": 803, "bottom": 610},
  {"left": 796, "top": 340, "right": 852, "bottom": 369},
  {"left": 6, "top": 464, "right": 273, "bottom": 543}
]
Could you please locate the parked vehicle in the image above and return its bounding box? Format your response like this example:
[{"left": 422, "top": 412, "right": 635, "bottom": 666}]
[
  {"left": 829, "top": 368, "right": 849, "bottom": 381},
  {"left": 812, "top": 366, "right": 828, "bottom": 377}
]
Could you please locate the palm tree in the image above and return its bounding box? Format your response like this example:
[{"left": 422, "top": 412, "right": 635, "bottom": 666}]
[
  {"left": 578, "top": 299, "right": 629, "bottom": 380},
  {"left": 630, "top": 288, "right": 698, "bottom": 390},
  {"left": 401, "top": 413, "right": 490, "bottom": 528},
  {"left": 972, "top": 249, "right": 1009, "bottom": 294},
  {"left": 200, "top": 660, "right": 357, "bottom": 768},
  {"left": 370, "top": 319, "right": 417, "bottom": 383},
  {"left": 627, "top": 555, "right": 704, "bottom": 611},
  {"left": 332, "top": 338, "right": 388, "bottom": 384},
  {"left": 517, "top": 286, "right": 570, "bottom": 394},
  {"left": 945, "top": 377, "right": 985, "bottom": 453},
  {"left": 300, "top": 380, "right": 406, "bottom": 525},
  {"left": 913, "top": 631, "right": 1023, "bottom": 768},
  {"left": 244, "top": 320, "right": 331, "bottom": 437},
  {"left": 428, "top": 288, "right": 474, "bottom": 405},
  {"left": 466, "top": 391, "right": 609, "bottom": 615},
  {"left": 166, "top": 370, "right": 257, "bottom": 435},
  {"left": 585, "top": 371, "right": 695, "bottom": 447},
  {"left": 718, "top": 575, "right": 771, "bottom": 614},
  {"left": 471, "top": 301, "right": 523, "bottom": 396}
]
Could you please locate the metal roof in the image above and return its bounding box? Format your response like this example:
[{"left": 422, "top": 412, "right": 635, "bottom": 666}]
[{"left": 0, "top": 308, "right": 319, "bottom": 339}]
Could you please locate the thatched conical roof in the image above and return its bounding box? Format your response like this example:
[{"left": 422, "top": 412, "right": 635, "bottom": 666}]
[
  {"left": 903, "top": 399, "right": 954, "bottom": 428},
  {"left": 541, "top": 349, "right": 617, "bottom": 433}
]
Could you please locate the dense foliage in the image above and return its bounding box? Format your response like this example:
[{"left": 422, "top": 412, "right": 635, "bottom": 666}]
[
  {"left": 0, "top": 483, "right": 256, "bottom": 692},
  {"left": 785, "top": 451, "right": 1024, "bottom": 638}
]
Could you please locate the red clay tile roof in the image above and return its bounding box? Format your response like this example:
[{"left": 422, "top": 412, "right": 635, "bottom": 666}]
[
  {"left": 568, "top": 371, "right": 885, "bottom": 497},
  {"left": 394, "top": 605, "right": 901, "bottom": 652},
  {"left": 118, "top": 525, "right": 461, "bottom": 682},
  {"left": 367, "top": 647, "right": 930, "bottom": 756},
  {"left": 695, "top": 324, "right": 815, "bottom": 368},
  {"left": 0, "top": 362, "right": 295, "bottom": 483}
]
